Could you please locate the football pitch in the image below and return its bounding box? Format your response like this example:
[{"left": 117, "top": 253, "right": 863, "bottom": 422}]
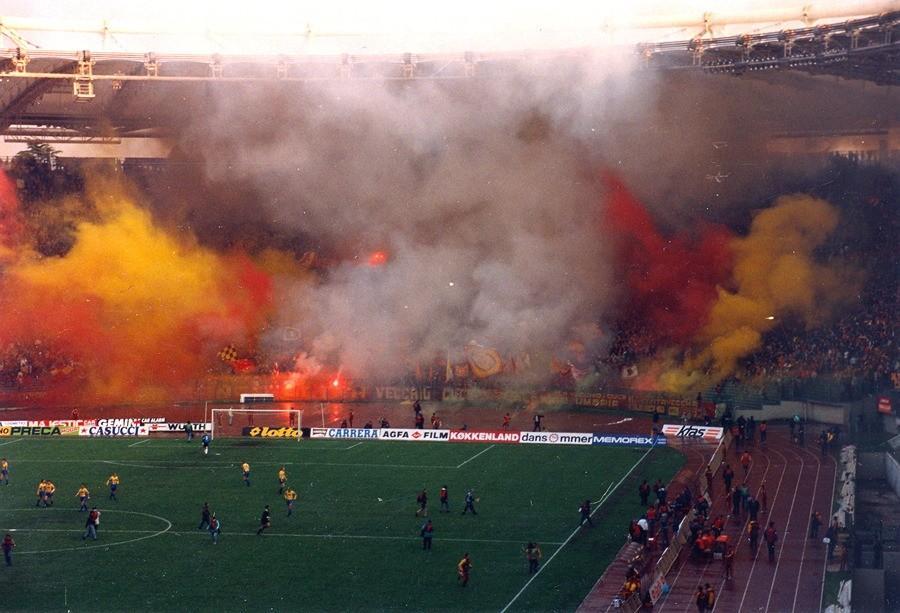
[{"left": 0, "top": 437, "right": 683, "bottom": 612}]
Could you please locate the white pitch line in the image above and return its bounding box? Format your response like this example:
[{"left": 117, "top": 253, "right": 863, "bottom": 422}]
[
  {"left": 456, "top": 444, "right": 496, "bottom": 469},
  {"left": 128, "top": 439, "right": 151, "bottom": 448},
  {"left": 0, "top": 438, "right": 24, "bottom": 446},
  {"left": 2, "top": 527, "right": 563, "bottom": 546},
  {"left": 17, "top": 459, "right": 455, "bottom": 469},
  {"left": 345, "top": 442, "right": 364, "bottom": 450},
  {"left": 499, "top": 444, "right": 656, "bottom": 613}
]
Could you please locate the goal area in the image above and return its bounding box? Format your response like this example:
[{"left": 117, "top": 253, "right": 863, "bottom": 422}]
[{"left": 210, "top": 407, "right": 303, "bottom": 440}]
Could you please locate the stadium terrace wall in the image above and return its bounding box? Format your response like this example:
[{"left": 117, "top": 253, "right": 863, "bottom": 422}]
[{"left": 735, "top": 400, "right": 849, "bottom": 425}]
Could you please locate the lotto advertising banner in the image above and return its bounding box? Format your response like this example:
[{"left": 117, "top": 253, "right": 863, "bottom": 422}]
[
  {"left": 378, "top": 428, "right": 450, "bottom": 442},
  {"left": 242, "top": 426, "right": 303, "bottom": 439},
  {"left": 308, "top": 427, "right": 380, "bottom": 440},
  {"left": 518, "top": 431, "right": 593, "bottom": 445},
  {"left": 448, "top": 430, "right": 521, "bottom": 444},
  {"left": 661, "top": 424, "right": 724, "bottom": 442},
  {"left": 591, "top": 433, "right": 666, "bottom": 447}
]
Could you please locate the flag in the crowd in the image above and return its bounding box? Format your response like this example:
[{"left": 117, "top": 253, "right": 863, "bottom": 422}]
[
  {"left": 622, "top": 364, "right": 639, "bottom": 379},
  {"left": 465, "top": 342, "right": 503, "bottom": 379},
  {"left": 217, "top": 344, "right": 238, "bottom": 363}
]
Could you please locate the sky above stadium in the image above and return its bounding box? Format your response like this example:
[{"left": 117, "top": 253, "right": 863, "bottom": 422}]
[{"left": 2, "top": 0, "right": 896, "bottom": 54}]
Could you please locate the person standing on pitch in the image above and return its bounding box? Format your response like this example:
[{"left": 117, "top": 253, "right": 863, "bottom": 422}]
[
  {"left": 198, "top": 502, "right": 211, "bottom": 530},
  {"left": 284, "top": 488, "right": 298, "bottom": 516},
  {"left": 524, "top": 542, "right": 542, "bottom": 574},
  {"left": 579, "top": 500, "right": 594, "bottom": 527},
  {"left": 106, "top": 473, "right": 120, "bottom": 500},
  {"left": 256, "top": 505, "right": 271, "bottom": 535},
  {"left": 457, "top": 553, "right": 472, "bottom": 587},
  {"left": 0, "top": 458, "right": 8, "bottom": 485},
  {"left": 83, "top": 507, "right": 100, "bottom": 541},
  {"left": 241, "top": 462, "right": 251, "bottom": 487},
  {"left": 462, "top": 489, "right": 478, "bottom": 515},
  {"left": 185, "top": 421, "right": 194, "bottom": 441},
  {"left": 416, "top": 489, "right": 428, "bottom": 517},
  {"left": 209, "top": 514, "right": 221, "bottom": 544},
  {"left": 75, "top": 484, "right": 90, "bottom": 512},
  {"left": 421, "top": 519, "right": 434, "bottom": 550},
  {"left": 439, "top": 485, "right": 449, "bottom": 512},
  {"left": 2, "top": 533, "right": 14, "bottom": 566},
  {"left": 201, "top": 432, "right": 211, "bottom": 455}
]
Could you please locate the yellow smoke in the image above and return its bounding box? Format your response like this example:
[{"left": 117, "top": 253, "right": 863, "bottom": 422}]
[
  {"left": 1, "top": 176, "right": 274, "bottom": 401},
  {"left": 661, "top": 194, "right": 856, "bottom": 392}
]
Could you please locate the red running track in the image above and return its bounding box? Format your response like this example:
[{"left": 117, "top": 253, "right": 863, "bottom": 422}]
[{"left": 653, "top": 425, "right": 836, "bottom": 613}]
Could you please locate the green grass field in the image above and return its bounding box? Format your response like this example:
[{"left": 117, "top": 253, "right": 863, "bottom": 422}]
[{"left": 0, "top": 437, "right": 683, "bottom": 612}]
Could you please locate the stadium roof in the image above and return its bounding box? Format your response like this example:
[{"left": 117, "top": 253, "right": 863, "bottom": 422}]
[{"left": 0, "top": 2, "right": 898, "bottom": 141}]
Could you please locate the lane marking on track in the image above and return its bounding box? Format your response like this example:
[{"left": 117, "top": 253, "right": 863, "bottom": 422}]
[
  {"left": 4, "top": 508, "right": 172, "bottom": 554},
  {"left": 500, "top": 444, "right": 657, "bottom": 613},
  {"left": 763, "top": 444, "right": 807, "bottom": 612},
  {"left": 0, "top": 438, "right": 24, "bottom": 447},
  {"left": 788, "top": 445, "right": 822, "bottom": 613},
  {"left": 818, "top": 452, "right": 839, "bottom": 612},
  {"left": 735, "top": 444, "right": 793, "bottom": 612},
  {"left": 456, "top": 444, "right": 495, "bottom": 469}
]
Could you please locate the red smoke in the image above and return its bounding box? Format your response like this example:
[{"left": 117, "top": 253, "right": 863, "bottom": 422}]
[
  {"left": 603, "top": 172, "right": 733, "bottom": 345},
  {"left": 0, "top": 170, "right": 23, "bottom": 248}
]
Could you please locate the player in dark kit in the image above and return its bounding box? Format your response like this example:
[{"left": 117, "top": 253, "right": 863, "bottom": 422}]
[
  {"left": 416, "top": 489, "right": 428, "bottom": 517},
  {"left": 579, "top": 500, "right": 593, "bottom": 527},
  {"left": 257, "top": 505, "right": 271, "bottom": 535},
  {"left": 198, "top": 502, "right": 211, "bottom": 530},
  {"left": 439, "top": 485, "right": 449, "bottom": 512},
  {"left": 457, "top": 553, "right": 472, "bottom": 586},
  {"left": 462, "top": 490, "right": 478, "bottom": 515},
  {"left": 421, "top": 519, "right": 434, "bottom": 550}
]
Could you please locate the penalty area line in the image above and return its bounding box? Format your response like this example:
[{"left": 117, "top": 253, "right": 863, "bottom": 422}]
[
  {"left": 456, "top": 444, "right": 496, "bottom": 469},
  {"left": 499, "top": 444, "right": 657, "bottom": 613},
  {"left": 0, "top": 438, "right": 24, "bottom": 447},
  {"left": 128, "top": 439, "right": 151, "bottom": 448}
]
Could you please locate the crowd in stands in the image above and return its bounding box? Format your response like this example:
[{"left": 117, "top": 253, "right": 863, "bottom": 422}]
[
  {"left": 0, "top": 341, "right": 76, "bottom": 388},
  {"left": 742, "top": 288, "right": 897, "bottom": 384}
]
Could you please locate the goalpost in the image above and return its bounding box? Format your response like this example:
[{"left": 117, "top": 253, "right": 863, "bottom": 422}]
[{"left": 210, "top": 407, "right": 303, "bottom": 440}]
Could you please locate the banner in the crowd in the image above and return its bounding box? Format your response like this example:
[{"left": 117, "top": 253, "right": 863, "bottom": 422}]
[
  {"left": 877, "top": 396, "right": 893, "bottom": 415},
  {"left": 661, "top": 424, "right": 723, "bottom": 441},
  {"left": 591, "top": 433, "right": 667, "bottom": 446},
  {"left": 378, "top": 428, "right": 450, "bottom": 442},
  {"left": 242, "top": 426, "right": 303, "bottom": 439},
  {"left": 308, "top": 427, "right": 380, "bottom": 440},
  {"left": 519, "top": 431, "right": 593, "bottom": 445},
  {"left": 448, "top": 430, "right": 520, "bottom": 443}
]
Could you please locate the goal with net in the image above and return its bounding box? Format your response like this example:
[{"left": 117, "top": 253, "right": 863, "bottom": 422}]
[{"left": 209, "top": 407, "right": 303, "bottom": 440}]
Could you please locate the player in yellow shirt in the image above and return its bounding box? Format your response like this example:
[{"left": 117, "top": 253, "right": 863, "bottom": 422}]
[
  {"left": 277, "top": 466, "right": 287, "bottom": 495},
  {"left": 0, "top": 458, "right": 9, "bottom": 485},
  {"left": 241, "top": 462, "right": 251, "bottom": 487},
  {"left": 76, "top": 484, "right": 90, "bottom": 511},
  {"left": 35, "top": 480, "right": 48, "bottom": 508},
  {"left": 106, "top": 473, "right": 120, "bottom": 501},
  {"left": 284, "top": 487, "right": 298, "bottom": 516},
  {"left": 44, "top": 480, "right": 56, "bottom": 506}
]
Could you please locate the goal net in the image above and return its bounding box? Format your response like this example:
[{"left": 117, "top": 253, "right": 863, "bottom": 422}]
[{"left": 210, "top": 408, "right": 303, "bottom": 440}]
